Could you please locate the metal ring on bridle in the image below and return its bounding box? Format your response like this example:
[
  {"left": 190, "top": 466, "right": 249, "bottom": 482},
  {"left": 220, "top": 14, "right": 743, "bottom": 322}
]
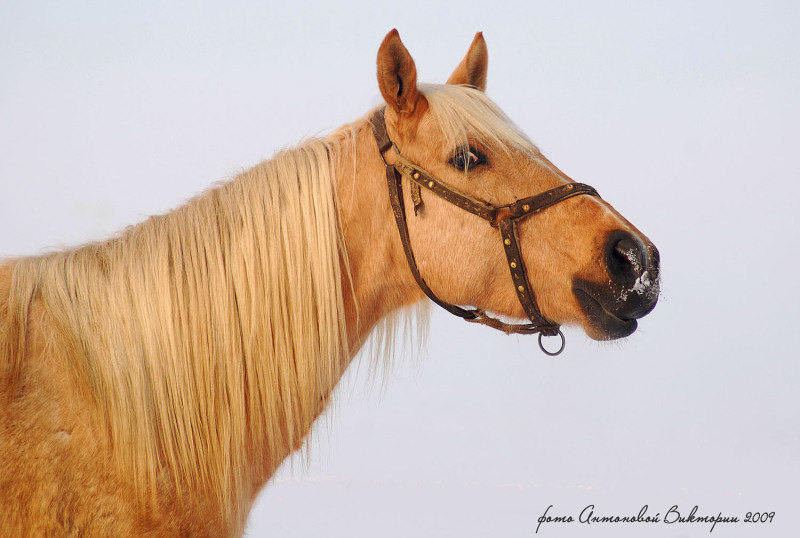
[{"left": 538, "top": 329, "right": 565, "bottom": 356}]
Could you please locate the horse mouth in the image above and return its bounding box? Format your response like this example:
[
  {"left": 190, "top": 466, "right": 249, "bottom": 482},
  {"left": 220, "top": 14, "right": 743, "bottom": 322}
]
[{"left": 573, "top": 287, "right": 638, "bottom": 340}]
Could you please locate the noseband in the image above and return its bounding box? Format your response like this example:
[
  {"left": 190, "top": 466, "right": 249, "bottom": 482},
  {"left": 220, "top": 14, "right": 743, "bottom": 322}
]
[{"left": 369, "top": 108, "right": 599, "bottom": 356}]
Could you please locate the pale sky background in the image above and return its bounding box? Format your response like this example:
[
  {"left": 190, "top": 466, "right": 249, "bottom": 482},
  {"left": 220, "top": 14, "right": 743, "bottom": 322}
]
[{"left": 1, "top": 1, "right": 798, "bottom": 537}]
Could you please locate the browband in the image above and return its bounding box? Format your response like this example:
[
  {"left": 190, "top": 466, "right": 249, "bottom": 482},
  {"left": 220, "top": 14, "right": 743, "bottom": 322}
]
[{"left": 369, "top": 108, "right": 599, "bottom": 355}]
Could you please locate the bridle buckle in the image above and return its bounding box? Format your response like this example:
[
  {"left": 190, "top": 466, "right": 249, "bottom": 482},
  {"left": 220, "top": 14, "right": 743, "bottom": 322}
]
[{"left": 377, "top": 142, "right": 399, "bottom": 168}]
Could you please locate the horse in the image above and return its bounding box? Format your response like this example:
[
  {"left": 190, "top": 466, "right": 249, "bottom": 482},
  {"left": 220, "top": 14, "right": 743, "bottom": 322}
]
[{"left": 0, "top": 30, "right": 659, "bottom": 535}]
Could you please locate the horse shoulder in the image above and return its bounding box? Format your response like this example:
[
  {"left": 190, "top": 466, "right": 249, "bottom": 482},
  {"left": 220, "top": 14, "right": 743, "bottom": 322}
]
[
  {"left": 0, "top": 262, "right": 227, "bottom": 535},
  {"left": 0, "top": 262, "right": 143, "bottom": 533}
]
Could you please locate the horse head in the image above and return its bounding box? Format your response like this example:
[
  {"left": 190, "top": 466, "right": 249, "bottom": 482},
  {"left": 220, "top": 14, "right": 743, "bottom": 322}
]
[{"left": 359, "top": 30, "right": 659, "bottom": 345}]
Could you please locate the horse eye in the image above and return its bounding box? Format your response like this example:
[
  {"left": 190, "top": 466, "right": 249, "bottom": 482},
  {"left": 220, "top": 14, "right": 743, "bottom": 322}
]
[{"left": 449, "top": 148, "right": 485, "bottom": 171}]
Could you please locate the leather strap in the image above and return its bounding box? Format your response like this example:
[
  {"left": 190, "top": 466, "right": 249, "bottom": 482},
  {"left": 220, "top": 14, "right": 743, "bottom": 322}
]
[
  {"left": 499, "top": 183, "right": 598, "bottom": 219},
  {"left": 384, "top": 160, "right": 480, "bottom": 321},
  {"left": 393, "top": 154, "right": 598, "bottom": 225},
  {"left": 368, "top": 108, "right": 600, "bottom": 352},
  {"left": 393, "top": 155, "right": 498, "bottom": 222},
  {"left": 371, "top": 109, "right": 393, "bottom": 154},
  {"left": 497, "top": 217, "right": 551, "bottom": 330}
]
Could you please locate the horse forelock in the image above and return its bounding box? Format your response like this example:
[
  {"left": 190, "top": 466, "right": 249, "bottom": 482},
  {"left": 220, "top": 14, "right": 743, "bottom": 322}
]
[{"left": 417, "top": 83, "right": 539, "bottom": 158}]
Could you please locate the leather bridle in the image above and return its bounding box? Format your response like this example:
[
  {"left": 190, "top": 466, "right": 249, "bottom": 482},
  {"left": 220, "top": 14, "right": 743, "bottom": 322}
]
[{"left": 369, "top": 108, "right": 600, "bottom": 356}]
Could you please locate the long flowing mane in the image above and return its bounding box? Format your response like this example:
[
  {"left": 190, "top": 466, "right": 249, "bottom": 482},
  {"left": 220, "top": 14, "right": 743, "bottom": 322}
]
[{"left": 4, "top": 134, "right": 351, "bottom": 525}]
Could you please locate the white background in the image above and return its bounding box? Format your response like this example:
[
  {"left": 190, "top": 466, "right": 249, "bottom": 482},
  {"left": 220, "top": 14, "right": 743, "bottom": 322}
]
[{"left": 1, "top": 1, "right": 798, "bottom": 537}]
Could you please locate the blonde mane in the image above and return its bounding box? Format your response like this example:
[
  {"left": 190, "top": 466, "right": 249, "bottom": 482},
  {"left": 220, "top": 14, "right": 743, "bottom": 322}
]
[{"left": 5, "top": 135, "right": 351, "bottom": 527}]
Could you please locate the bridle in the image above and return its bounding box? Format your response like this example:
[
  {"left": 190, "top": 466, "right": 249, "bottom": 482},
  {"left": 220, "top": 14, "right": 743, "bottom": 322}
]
[{"left": 369, "top": 108, "right": 599, "bottom": 356}]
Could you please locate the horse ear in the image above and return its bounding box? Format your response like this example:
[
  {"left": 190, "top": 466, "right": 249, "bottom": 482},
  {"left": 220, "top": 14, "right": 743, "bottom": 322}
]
[
  {"left": 377, "top": 29, "right": 421, "bottom": 114},
  {"left": 446, "top": 32, "right": 488, "bottom": 91}
]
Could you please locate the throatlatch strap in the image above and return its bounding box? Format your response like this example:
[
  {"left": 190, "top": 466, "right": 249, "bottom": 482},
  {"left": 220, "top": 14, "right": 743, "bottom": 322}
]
[{"left": 383, "top": 162, "right": 479, "bottom": 321}]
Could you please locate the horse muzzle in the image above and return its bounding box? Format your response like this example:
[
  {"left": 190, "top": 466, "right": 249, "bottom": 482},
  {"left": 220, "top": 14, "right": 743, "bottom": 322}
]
[{"left": 573, "top": 230, "right": 660, "bottom": 340}]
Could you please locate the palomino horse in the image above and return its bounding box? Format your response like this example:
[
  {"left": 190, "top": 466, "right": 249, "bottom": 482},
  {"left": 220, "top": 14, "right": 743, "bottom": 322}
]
[{"left": 0, "top": 30, "right": 659, "bottom": 535}]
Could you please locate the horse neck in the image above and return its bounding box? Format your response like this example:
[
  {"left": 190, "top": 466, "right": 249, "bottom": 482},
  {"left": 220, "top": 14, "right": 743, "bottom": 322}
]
[
  {"left": 249, "top": 120, "right": 424, "bottom": 492},
  {"left": 334, "top": 118, "right": 425, "bottom": 355}
]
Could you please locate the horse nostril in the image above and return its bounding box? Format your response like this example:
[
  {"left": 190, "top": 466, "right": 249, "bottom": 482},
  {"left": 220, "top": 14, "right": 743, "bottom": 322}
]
[{"left": 605, "top": 231, "right": 646, "bottom": 286}]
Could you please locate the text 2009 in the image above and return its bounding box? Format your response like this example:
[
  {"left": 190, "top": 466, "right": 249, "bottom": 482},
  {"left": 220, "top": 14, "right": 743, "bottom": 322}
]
[{"left": 744, "top": 512, "right": 775, "bottom": 523}]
